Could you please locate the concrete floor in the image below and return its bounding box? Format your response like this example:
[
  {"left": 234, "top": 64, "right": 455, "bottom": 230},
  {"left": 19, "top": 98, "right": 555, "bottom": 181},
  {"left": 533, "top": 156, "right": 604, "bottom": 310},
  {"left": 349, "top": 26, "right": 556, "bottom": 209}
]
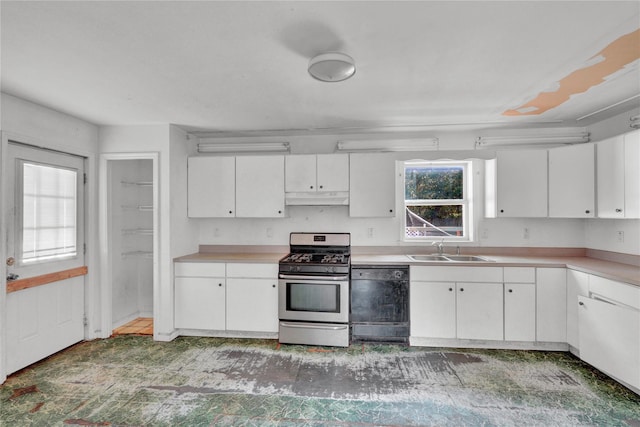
[{"left": 1, "top": 336, "right": 639, "bottom": 426}]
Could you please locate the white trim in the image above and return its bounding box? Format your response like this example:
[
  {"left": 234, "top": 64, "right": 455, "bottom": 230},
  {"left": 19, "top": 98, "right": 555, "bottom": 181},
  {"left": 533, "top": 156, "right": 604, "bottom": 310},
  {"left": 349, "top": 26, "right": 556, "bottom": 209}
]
[{"left": 99, "top": 153, "right": 159, "bottom": 339}]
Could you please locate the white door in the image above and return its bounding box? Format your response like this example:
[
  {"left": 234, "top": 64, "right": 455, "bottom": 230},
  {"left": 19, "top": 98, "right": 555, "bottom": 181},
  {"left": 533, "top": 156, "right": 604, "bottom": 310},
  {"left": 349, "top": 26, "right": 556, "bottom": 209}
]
[{"left": 5, "top": 142, "right": 86, "bottom": 374}]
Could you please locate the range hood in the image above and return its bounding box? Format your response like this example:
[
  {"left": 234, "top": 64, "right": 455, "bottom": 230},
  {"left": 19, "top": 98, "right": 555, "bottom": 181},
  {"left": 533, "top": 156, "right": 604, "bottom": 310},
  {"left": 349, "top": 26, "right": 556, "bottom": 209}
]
[{"left": 285, "top": 191, "right": 349, "bottom": 206}]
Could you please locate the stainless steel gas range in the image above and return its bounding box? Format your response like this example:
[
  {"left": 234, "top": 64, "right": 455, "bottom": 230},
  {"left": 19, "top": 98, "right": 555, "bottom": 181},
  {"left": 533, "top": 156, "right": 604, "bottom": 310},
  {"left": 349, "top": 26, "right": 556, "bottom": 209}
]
[{"left": 278, "top": 232, "right": 350, "bottom": 347}]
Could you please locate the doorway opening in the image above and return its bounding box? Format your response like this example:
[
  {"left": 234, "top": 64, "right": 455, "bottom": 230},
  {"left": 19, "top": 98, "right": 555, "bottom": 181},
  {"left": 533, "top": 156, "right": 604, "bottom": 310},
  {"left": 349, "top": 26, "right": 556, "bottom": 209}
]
[{"left": 100, "top": 154, "right": 159, "bottom": 338}]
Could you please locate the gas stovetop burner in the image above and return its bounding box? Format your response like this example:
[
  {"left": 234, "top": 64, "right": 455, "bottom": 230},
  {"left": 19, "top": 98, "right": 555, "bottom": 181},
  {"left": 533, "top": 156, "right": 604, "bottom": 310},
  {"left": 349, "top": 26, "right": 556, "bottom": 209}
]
[{"left": 279, "top": 232, "right": 351, "bottom": 276}]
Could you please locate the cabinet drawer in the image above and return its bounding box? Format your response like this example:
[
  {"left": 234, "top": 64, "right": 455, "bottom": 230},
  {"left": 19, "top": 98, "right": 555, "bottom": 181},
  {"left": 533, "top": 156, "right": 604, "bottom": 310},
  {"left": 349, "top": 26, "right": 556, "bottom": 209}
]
[
  {"left": 226, "top": 262, "right": 278, "bottom": 278},
  {"left": 589, "top": 275, "right": 640, "bottom": 310},
  {"left": 175, "top": 262, "right": 225, "bottom": 277},
  {"left": 410, "top": 266, "right": 503, "bottom": 282},
  {"left": 504, "top": 267, "right": 535, "bottom": 283}
]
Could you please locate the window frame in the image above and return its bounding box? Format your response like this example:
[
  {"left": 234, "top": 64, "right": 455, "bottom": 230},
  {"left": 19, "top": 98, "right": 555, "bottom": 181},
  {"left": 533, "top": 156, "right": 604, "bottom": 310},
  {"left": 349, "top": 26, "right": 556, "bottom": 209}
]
[{"left": 402, "top": 159, "right": 473, "bottom": 243}]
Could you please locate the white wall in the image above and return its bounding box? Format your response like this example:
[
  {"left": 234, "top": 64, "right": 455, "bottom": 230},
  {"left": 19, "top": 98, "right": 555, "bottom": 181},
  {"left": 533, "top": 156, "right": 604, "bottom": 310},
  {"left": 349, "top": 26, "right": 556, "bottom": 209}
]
[
  {"left": 0, "top": 92, "right": 99, "bottom": 383},
  {"left": 99, "top": 124, "right": 198, "bottom": 340}
]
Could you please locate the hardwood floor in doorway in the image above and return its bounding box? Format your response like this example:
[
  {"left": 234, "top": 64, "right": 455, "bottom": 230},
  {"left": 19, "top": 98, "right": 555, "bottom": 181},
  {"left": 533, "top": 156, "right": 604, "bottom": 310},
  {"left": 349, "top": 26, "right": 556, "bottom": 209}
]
[{"left": 112, "top": 317, "right": 153, "bottom": 336}]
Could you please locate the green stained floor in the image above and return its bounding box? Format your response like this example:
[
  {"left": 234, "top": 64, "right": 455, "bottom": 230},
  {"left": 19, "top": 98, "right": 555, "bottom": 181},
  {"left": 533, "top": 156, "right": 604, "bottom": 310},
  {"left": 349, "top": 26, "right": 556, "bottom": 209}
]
[{"left": 1, "top": 336, "right": 639, "bottom": 426}]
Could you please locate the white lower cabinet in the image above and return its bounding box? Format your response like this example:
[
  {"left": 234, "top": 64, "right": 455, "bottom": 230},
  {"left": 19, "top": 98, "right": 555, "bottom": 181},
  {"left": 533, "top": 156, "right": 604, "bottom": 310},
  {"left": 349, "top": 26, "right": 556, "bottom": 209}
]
[
  {"left": 457, "top": 282, "right": 504, "bottom": 340},
  {"left": 174, "top": 262, "right": 278, "bottom": 335},
  {"left": 579, "top": 295, "right": 640, "bottom": 390},
  {"left": 504, "top": 267, "right": 536, "bottom": 342},
  {"left": 578, "top": 275, "right": 640, "bottom": 390},
  {"left": 536, "top": 268, "right": 567, "bottom": 343},
  {"left": 174, "top": 263, "right": 226, "bottom": 330},
  {"left": 410, "top": 266, "right": 505, "bottom": 342},
  {"left": 410, "top": 281, "right": 456, "bottom": 338},
  {"left": 226, "top": 263, "right": 279, "bottom": 333},
  {"left": 566, "top": 269, "right": 589, "bottom": 350},
  {"left": 504, "top": 282, "right": 535, "bottom": 341}
]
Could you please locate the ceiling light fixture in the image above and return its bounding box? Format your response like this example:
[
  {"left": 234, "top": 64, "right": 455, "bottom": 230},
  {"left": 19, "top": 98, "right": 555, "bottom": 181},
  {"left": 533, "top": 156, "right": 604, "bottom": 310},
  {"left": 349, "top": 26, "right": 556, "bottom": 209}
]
[
  {"left": 308, "top": 52, "right": 356, "bottom": 82},
  {"left": 336, "top": 138, "right": 439, "bottom": 152},
  {"left": 475, "top": 132, "right": 590, "bottom": 149},
  {"left": 197, "top": 141, "right": 290, "bottom": 153}
]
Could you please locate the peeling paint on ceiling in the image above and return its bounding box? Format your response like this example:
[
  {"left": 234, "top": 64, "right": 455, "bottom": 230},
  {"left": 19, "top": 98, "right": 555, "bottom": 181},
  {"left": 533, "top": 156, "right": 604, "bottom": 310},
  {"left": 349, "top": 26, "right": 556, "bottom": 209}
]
[{"left": 504, "top": 28, "right": 640, "bottom": 117}]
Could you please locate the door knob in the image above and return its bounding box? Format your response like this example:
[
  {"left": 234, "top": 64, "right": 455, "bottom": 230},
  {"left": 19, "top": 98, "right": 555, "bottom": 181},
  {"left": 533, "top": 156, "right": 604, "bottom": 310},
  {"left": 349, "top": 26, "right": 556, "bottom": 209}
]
[{"left": 6, "top": 257, "right": 15, "bottom": 266}]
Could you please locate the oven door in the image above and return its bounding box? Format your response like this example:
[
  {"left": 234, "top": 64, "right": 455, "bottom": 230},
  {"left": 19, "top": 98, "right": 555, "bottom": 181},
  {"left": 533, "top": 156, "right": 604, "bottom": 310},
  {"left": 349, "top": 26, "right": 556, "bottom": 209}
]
[{"left": 278, "top": 275, "right": 349, "bottom": 323}]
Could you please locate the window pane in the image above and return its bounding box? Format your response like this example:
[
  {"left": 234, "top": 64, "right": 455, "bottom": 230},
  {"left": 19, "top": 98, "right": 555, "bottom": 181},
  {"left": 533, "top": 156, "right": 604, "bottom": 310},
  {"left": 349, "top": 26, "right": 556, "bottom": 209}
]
[
  {"left": 405, "top": 206, "right": 464, "bottom": 238},
  {"left": 21, "top": 163, "right": 77, "bottom": 263},
  {"left": 405, "top": 166, "right": 463, "bottom": 200}
]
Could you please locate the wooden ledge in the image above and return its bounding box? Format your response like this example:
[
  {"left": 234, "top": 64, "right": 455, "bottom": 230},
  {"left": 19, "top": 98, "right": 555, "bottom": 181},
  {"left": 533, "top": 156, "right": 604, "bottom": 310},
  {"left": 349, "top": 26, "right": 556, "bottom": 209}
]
[{"left": 7, "top": 266, "right": 88, "bottom": 294}]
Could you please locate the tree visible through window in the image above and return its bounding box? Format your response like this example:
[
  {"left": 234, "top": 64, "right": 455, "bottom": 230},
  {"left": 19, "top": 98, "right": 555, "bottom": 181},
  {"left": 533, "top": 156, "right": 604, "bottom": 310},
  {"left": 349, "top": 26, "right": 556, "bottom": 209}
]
[{"left": 404, "top": 161, "right": 471, "bottom": 240}]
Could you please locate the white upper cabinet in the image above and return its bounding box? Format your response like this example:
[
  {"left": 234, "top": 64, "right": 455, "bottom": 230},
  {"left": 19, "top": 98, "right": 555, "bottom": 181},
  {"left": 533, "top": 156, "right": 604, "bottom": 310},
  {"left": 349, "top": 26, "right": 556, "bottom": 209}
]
[
  {"left": 597, "top": 135, "right": 625, "bottom": 218},
  {"left": 624, "top": 130, "right": 640, "bottom": 218},
  {"left": 349, "top": 153, "right": 396, "bottom": 217},
  {"left": 188, "top": 156, "right": 236, "bottom": 218},
  {"left": 317, "top": 154, "right": 349, "bottom": 192},
  {"left": 596, "top": 130, "right": 639, "bottom": 219},
  {"left": 549, "top": 143, "right": 595, "bottom": 218},
  {"left": 485, "top": 150, "right": 547, "bottom": 217},
  {"left": 285, "top": 154, "right": 349, "bottom": 193},
  {"left": 236, "top": 155, "right": 285, "bottom": 217}
]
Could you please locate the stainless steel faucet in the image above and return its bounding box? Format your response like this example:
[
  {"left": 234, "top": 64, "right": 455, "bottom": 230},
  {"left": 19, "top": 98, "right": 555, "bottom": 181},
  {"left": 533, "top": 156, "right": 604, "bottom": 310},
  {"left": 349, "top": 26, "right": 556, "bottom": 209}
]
[{"left": 432, "top": 240, "right": 444, "bottom": 255}]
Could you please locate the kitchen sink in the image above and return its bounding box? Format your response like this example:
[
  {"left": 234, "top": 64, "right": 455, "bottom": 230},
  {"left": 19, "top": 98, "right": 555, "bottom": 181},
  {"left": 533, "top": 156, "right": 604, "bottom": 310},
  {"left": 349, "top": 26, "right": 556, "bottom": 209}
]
[
  {"left": 442, "top": 255, "right": 493, "bottom": 262},
  {"left": 407, "top": 255, "right": 450, "bottom": 261},
  {"left": 408, "top": 254, "right": 494, "bottom": 262}
]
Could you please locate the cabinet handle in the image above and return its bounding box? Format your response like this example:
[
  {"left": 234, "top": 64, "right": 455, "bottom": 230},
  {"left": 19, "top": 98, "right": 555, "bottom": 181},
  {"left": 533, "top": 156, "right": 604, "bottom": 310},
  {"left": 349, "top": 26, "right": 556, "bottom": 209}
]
[
  {"left": 319, "top": 185, "right": 323, "bottom": 189},
  {"left": 500, "top": 209, "right": 504, "bottom": 213},
  {"left": 218, "top": 283, "right": 223, "bottom": 287},
  {"left": 448, "top": 287, "right": 453, "bottom": 291},
  {"left": 310, "top": 185, "right": 314, "bottom": 189},
  {"left": 272, "top": 284, "right": 276, "bottom": 288},
  {"left": 579, "top": 301, "right": 584, "bottom": 306},
  {"left": 508, "top": 289, "right": 513, "bottom": 293},
  {"left": 229, "top": 210, "right": 233, "bottom": 214},
  {"left": 585, "top": 210, "right": 590, "bottom": 214},
  {"left": 389, "top": 209, "right": 393, "bottom": 213},
  {"left": 459, "top": 288, "right": 464, "bottom": 292},
  {"left": 616, "top": 208, "right": 622, "bottom": 213},
  {"left": 278, "top": 210, "right": 282, "bottom": 214}
]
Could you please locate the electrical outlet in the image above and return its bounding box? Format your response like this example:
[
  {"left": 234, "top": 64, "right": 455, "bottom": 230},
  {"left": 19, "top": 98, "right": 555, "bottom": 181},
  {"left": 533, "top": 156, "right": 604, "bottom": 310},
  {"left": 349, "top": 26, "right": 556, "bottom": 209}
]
[
  {"left": 523, "top": 228, "right": 530, "bottom": 240},
  {"left": 617, "top": 231, "right": 624, "bottom": 242}
]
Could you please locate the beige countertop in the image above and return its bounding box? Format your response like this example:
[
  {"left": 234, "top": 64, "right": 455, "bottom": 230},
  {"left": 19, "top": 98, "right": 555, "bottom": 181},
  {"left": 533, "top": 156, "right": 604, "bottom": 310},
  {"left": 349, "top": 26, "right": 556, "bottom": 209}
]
[
  {"left": 174, "top": 249, "right": 640, "bottom": 287},
  {"left": 351, "top": 254, "right": 640, "bottom": 287}
]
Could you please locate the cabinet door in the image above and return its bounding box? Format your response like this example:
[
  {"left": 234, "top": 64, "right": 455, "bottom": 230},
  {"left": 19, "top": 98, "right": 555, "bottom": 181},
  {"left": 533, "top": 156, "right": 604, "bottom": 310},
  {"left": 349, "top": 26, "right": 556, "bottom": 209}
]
[
  {"left": 187, "top": 157, "right": 235, "bottom": 217},
  {"left": 285, "top": 155, "right": 316, "bottom": 192},
  {"left": 624, "top": 130, "right": 640, "bottom": 218},
  {"left": 504, "top": 283, "right": 536, "bottom": 341},
  {"left": 456, "top": 282, "right": 503, "bottom": 340},
  {"left": 566, "top": 269, "right": 589, "bottom": 349},
  {"left": 579, "top": 296, "right": 640, "bottom": 389},
  {"left": 236, "top": 155, "right": 285, "bottom": 217},
  {"left": 495, "top": 150, "right": 548, "bottom": 217},
  {"left": 596, "top": 136, "right": 625, "bottom": 218},
  {"left": 349, "top": 153, "right": 396, "bottom": 217},
  {"left": 410, "top": 281, "right": 456, "bottom": 338},
  {"left": 175, "top": 277, "right": 225, "bottom": 330},
  {"left": 536, "top": 268, "right": 567, "bottom": 343},
  {"left": 317, "top": 154, "right": 349, "bottom": 192},
  {"left": 549, "top": 144, "right": 595, "bottom": 218},
  {"left": 226, "top": 278, "right": 278, "bottom": 332}
]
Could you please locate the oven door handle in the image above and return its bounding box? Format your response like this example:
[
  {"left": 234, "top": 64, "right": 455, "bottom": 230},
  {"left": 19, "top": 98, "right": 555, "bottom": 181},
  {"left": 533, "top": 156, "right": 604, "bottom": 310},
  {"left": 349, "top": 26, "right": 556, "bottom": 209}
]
[
  {"left": 278, "top": 274, "right": 349, "bottom": 281},
  {"left": 280, "top": 322, "right": 349, "bottom": 331}
]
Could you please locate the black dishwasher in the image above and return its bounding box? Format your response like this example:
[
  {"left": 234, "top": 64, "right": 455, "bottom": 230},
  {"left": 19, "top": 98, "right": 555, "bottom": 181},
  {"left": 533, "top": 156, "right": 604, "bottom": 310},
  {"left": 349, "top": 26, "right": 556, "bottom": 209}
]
[{"left": 350, "top": 265, "right": 409, "bottom": 344}]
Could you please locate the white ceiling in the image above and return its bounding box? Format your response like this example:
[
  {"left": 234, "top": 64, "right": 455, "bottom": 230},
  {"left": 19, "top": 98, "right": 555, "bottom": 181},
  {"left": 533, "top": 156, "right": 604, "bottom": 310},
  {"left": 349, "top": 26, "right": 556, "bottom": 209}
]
[{"left": 2, "top": 1, "right": 639, "bottom": 137}]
